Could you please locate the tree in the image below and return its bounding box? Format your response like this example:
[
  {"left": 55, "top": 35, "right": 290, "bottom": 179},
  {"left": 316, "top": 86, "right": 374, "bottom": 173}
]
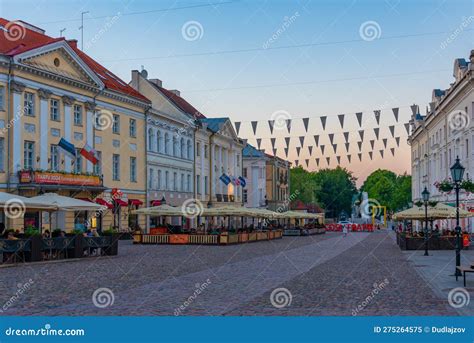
[{"left": 289, "top": 166, "right": 319, "bottom": 204}]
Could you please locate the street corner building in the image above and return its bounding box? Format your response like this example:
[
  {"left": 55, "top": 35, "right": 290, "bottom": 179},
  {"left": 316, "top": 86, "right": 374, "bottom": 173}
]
[
  {"left": 409, "top": 49, "right": 474, "bottom": 230},
  {"left": 0, "top": 19, "right": 149, "bottom": 233}
]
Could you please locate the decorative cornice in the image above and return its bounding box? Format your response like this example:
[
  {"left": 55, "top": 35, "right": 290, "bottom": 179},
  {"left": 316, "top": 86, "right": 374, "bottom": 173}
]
[
  {"left": 11, "top": 80, "right": 26, "bottom": 93},
  {"left": 38, "top": 88, "right": 53, "bottom": 100},
  {"left": 84, "top": 101, "right": 96, "bottom": 111},
  {"left": 61, "top": 95, "right": 75, "bottom": 106}
]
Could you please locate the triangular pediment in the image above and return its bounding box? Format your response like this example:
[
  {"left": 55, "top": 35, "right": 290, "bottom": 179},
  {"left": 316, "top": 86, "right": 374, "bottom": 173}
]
[
  {"left": 14, "top": 41, "right": 103, "bottom": 87},
  {"left": 217, "top": 119, "right": 239, "bottom": 140}
]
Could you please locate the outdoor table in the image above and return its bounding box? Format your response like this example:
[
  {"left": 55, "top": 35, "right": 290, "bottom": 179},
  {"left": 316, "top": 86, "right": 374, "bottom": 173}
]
[{"left": 456, "top": 266, "right": 474, "bottom": 287}]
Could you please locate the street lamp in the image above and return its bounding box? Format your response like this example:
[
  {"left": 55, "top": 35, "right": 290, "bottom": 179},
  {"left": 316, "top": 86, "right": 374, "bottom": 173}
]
[
  {"left": 421, "top": 187, "right": 430, "bottom": 256},
  {"left": 450, "top": 156, "right": 465, "bottom": 276}
]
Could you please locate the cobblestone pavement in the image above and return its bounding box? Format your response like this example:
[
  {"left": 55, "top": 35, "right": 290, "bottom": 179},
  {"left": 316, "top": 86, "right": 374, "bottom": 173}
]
[{"left": 0, "top": 232, "right": 460, "bottom": 316}]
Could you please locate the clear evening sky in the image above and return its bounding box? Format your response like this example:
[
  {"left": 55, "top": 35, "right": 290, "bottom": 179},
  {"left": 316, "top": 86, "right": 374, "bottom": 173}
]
[{"left": 1, "top": 0, "right": 472, "bottom": 185}]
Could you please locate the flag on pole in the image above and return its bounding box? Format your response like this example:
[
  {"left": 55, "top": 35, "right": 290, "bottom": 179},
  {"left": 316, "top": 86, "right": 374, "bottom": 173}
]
[
  {"left": 58, "top": 138, "right": 76, "bottom": 159},
  {"left": 80, "top": 143, "right": 99, "bottom": 164}
]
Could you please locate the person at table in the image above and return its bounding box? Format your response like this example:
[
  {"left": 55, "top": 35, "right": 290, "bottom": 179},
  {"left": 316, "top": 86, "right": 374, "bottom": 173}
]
[
  {"left": 7, "top": 231, "right": 18, "bottom": 240},
  {"left": 43, "top": 230, "right": 50, "bottom": 239}
]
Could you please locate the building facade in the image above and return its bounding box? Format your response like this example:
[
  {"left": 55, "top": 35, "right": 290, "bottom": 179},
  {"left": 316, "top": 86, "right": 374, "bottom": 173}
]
[
  {"left": 0, "top": 19, "right": 149, "bottom": 232},
  {"left": 242, "top": 143, "right": 267, "bottom": 209},
  {"left": 409, "top": 50, "right": 474, "bottom": 230},
  {"left": 265, "top": 154, "right": 291, "bottom": 212}
]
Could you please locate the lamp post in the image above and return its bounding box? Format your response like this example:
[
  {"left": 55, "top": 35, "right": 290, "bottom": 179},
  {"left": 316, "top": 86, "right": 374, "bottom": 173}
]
[
  {"left": 450, "top": 156, "right": 465, "bottom": 277},
  {"left": 421, "top": 187, "right": 430, "bottom": 256}
]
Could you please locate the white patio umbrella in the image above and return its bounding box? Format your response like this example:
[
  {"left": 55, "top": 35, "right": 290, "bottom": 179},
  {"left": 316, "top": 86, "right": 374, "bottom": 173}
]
[
  {"left": 28, "top": 193, "right": 102, "bottom": 211},
  {"left": 0, "top": 192, "right": 57, "bottom": 211}
]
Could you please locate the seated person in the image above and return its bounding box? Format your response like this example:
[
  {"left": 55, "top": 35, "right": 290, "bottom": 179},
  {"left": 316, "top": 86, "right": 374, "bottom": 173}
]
[{"left": 7, "top": 231, "right": 18, "bottom": 240}]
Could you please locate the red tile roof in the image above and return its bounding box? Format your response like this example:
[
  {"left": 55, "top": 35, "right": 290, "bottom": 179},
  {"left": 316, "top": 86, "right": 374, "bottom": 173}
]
[
  {"left": 0, "top": 18, "right": 149, "bottom": 103},
  {"left": 150, "top": 82, "right": 206, "bottom": 119}
]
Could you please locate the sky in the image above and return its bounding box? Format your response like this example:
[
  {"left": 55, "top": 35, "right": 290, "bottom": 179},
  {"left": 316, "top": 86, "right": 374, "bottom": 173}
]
[{"left": 1, "top": 0, "right": 473, "bottom": 185}]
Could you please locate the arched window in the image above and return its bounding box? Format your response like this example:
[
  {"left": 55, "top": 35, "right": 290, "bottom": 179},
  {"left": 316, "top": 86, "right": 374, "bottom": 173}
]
[
  {"left": 180, "top": 138, "right": 185, "bottom": 158},
  {"left": 164, "top": 133, "right": 170, "bottom": 154},
  {"left": 148, "top": 128, "right": 154, "bottom": 151},
  {"left": 187, "top": 140, "right": 192, "bottom": 160},
  {"left": 157, "top": 130, "right": 162, "bottom": 153},
  {"left": 173, "top": 136, "right": 178, "bottom": 157}
]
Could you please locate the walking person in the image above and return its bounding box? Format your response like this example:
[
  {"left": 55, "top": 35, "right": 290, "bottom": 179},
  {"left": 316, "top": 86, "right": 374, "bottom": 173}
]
[{"left": 343, "top": 224, "right": 348, "bottom": 237}]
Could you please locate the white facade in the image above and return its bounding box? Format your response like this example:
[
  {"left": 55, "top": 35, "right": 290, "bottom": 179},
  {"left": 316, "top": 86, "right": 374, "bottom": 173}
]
[{"left": 242, "top": 145, "right": 267, "bottom": 208}]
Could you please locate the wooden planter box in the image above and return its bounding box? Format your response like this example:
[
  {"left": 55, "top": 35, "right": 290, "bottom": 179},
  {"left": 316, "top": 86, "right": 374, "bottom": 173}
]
[
  {"left": 169, "top": 234, "right": 189, "bottom": 244},
  {"left": 239, "top": 233, "right": 249, "bottom": 242}
]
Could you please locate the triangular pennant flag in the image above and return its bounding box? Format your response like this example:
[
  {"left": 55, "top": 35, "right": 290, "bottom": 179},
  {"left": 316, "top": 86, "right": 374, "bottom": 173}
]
[
  {"left": 356, "top": 112, "right": 363, "bottom": 127},
  {"left": 374, "top": 110, "right": 381, "bottom": 125},
  {"left": 286, "top": 119, "right": 292, "bottom": 133},
  {"left": 326, "top": 157, "right": 330, "bottom": 165},
  {"left": 320, "top": 116, "right": 327, "bottom": 130},
  {"left": 343, "top": 132, "right": 349, "bottom": 143},
  {"left": 404, "top": 123, "right": 410, "bottom": 135},
  {"left": 302, "top": 118, "right": 310, "bottom": 132},
  {"left": 314, "top": 135, "right": 319, "bottom": 147},
  {"left": 242, "top": 138, "right": 248, "bottom": 145},
  {"left": 235, "top": 122, "right": 241, "bottom": 135},
  {"left": 345, "top": 143, "right": 350, "bottom": 152},
  {"left": 395, "top": 137, "right": 400, "bottom": 147},
  {"left": 332, "top": 144, "right": 337, "bottom": 154},
  {"left": 369, "top": 151, "right": 373, "bottom": 160},
  {"left": 357, "top": 141, "right": 362, "bottom": 151},
  {"left": 251, "top": 121, "right": 258, "bottom": 135},
  {"left": 315, "top": 158, "right": 320, "bottom": 167},
  {"left": 256, "top": 138, "right": 262, "bottom": 149},
  {"left": 373, "top": 127, "right": 380, "bottom": 140},
  {"left": 390, "top": 148, "right": 395, "bottom": 156},
  {"left": 392, "top": 108, "right": 399, "bottom": 122},
  {"left": 382, "top": 138, "right": 388, "bottom": 148},
  {"left": 273, "top": 148, "right": 277, "bottom": 156},
  {"left": 379, "top": 150, "right": 384, "bottom": 158},
  {"left": 285, "top": 137, "right": 291, "bottom": 148},
  {"left": 320, "top": 145, "right": 325, "bottom": 154},
  {"left": 410, "top": 104, "right": 418, "bottom": 115},
  {"left": 268, "top": 120, "right": 275, "bottom": 134},
  {"left": 308, "top": 146, "right": 313, "bottom": 155},
  {"left": 284, "top": 147, "right": 289, "bottom": 157},
  {"left": 299, "top": 136, "right": 305, "bottom": 147},
  {"left": 296, "top": 147, "right": 301, "bottom": 157},
  {"left": 328, "top": 133, "right": 334, "bottom": 145},
  {"left": 336, "top": 156, "right": 341, "bottom": 164},
  {"left": 338, "top": 114, "right": 345, "bottom": 128},
  {"left": 358, "top": 153, "right": 362, "bottom": 161},
  {"left": 389, "top": 125, "right": 395, "bottom": 137},
  {"left": 347, "top": 154, "right": 351, "bottom": 163},
  {"left": 305, "top": 159, "right": 309, "bottom": 167},
  {"left": 295, "top": 160, "right": 299, "bottom": 167},
  {"left": 270, "top": 138, "right": 276, "bottom": 149},
  {"left": 370, "top": 140, "right": 375, "bottom": 150},
  {"left": 358, "top": 130, "right": 364, "bottom": 141}
]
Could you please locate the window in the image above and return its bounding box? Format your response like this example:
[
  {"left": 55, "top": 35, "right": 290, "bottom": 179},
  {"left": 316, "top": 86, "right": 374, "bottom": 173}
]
[
  {"left": 149, "top": 168, "right": 154, "bottom": 189},
  {"left": 112, "top": 114, "right": 120, "bottom": 134},
  {"left": 157, "top": 131, "right": 162, "bottom": 153},
  {"left": 165, "top": 171, "right": 169, "bottom": 190},
  {"left": 165, "top": 133, "right": 170, "bottom": 154},
  {"left": 181, "top": 173, "right": 185, "bottom": 191},
  {"left": 74, "top": 148, "right": 82, "bottom": 173},
  {"left": 0, "top": 137, "right": 4, "bottom": 171},
  {"left": 157, "top": 170, "right": 162, "bottom": 190},
  {"left": 130, "top": 157, "right": 137, "bottom": 182},
  {"left": 173, "top": 172, "right": 178, "bottom": 191},
  {"left": 236, "top": 154, "right": 240, "bottom": 167},
  {"left": 196, "top": 142, "right": 201, "bottom": 157},
  {"left": 467, "top": 139, "right": 469, "bottom": 158},
  {"left": 0, "top": 86, "right": 4, "bottom": 109},
  {"left": 196, "top": 175, "right": 201, "bottom": 194},
  {"left": 148, "top": 129, "right": 154, "bottom": 151},
  {"left": 243, "top": 189, "right": 248, "bottom": 203},
  {"left": 129, "top": 119, "right": 136, "bottom": 137},
  {"left": 187, "top": 140, "right": 192, "bottom": 159},
  {"left": 204, "top": 145, "right": 208, "bottom": 158},
  {"left": 24, "top": 141, "right": 35, "bottom": 169},
  {"left": 204, "top": 176, "right": 208, "bottom": 194},
  {"left": 173, "top": 137, "right": 178, "bottom": 156},
  {"left": 181, "top": 138, "right": 185, "bottom": 158},
  {"left": 50, "top": 99, "right": 60, "bottom": 121},
  {"left": 24, "top": 92, "right": 35, "bottom": 116},
  {"left": 50, "top": 145, "right": 60, "bottom": 171},
  {"left": 94, "top": 151, "right": 102, "bottom": 175},
  {"left": 187, "top": 174, "right": 191, "bottom": 192},
  {"left": 243, "top": 168, "right": 247, "bottom": 178},
  {"left": 112, "top": 154, "right": 120, "bottom": 180},
  {"left": 73, "top": 105, "right": 82, "bottom": 125}
]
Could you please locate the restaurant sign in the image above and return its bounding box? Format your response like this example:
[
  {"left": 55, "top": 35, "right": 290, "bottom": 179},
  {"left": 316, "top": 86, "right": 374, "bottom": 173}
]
[{"left": 19, "top": 171, "right": 101, "bottom": 187}]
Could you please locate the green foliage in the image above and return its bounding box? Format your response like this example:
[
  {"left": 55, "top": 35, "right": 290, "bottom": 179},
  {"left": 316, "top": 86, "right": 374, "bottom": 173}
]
[
  {"left": 24, "top": 226, "right": 41, "bottom": 237},
  {"left": 289, "top": 166, "right": 319, "bottom": 204}
]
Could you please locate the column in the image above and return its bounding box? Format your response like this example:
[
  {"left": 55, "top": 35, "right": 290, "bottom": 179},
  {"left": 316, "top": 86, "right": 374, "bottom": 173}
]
[
  {"left": 11, "top": 81, "right": 25, "bottom": 173},
  {"left": 219, "top": 146, "right": 223, "bottom": 194},
  {"left": 38, "top": 89, "right": 52, "bottom": 170},
  {"left": 85, "top": 101, "right": 96, "bottom": 173},
  {"left": 62, "top": 95, "right": 75, "bottom": 172}
]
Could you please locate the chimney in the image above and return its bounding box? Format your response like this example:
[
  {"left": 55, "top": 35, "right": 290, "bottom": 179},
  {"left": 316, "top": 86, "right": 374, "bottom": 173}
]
[
  {"left": 169, "top": 89, "right": 180, "bottom": 97},
  {"left": 149, "top": 79, "right": 163, "bottom": 88},
  {"left": 470, "top": 49, "right": 474, "bottom": 64},
  {"left": 68, "top": 39, "right": 78, "bottom": 48},
  {"left": 130, "top": 70, "right": 141, "bottom": 90},
  {"left": 17, "top": 20, "right": 45, "bottom": 34}
]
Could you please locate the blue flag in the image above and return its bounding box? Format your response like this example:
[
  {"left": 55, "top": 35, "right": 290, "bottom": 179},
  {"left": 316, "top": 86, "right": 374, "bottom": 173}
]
[
  {"left": 58, "top": 138, "right": 76, "bottom": 158},
  {"left": 219, "top": 173, "right": 231, "bottom": 185},
  {"left": 238, "top": 176, "right": 246, "bottom": 188}
]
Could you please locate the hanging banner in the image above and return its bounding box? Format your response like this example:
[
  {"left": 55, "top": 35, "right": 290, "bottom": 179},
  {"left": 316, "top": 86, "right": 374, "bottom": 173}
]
[
  {"left": 343, "top": 132, "right": 349, "bottom": 143},
  {"left": 382, "top": 138, "right": 388, "bottom": 148},
  {"left": 251, "top": 121, "right": 258, "bottom": 135},
  {"left": 390, "top": 148, "right": 395, "bottom": 156},
  {"left": 357, "top": 141, "right": 362, "bottom": 151},
  {"left": 315, "top": 158, "right": 320, "bottom": 167},
  {"left": 347, "top": 154, "right": 351, "bottom": 163},
  {"left": 332, "top": 144, "right": 337, "bottom": 153},
  {"left": 256, "top": 138, "right": 262, "bottom": 149},
  {"left": 268, "top": 120, "right": 275, "bottom": 134},
  {"left": 338, "top": 114, "right": 345, "bottom": 128},
  {"left": 356, "top": 112, "right": 363, "bottom": 127},
  {"left": 296, "top": 147, "right": 301, "bottom": 157},
  {"left": 271, "top": 138, "right": 276, "bottom": 149},
  {"left": 286, "top": 119, "right": 292, "bottom": 133},
  {"left": 345, "top": 143, "right": 350, "bottom": 152},
  {"left": 285, "top": 137, "right": 291, "bottom": 148},
  {"left": 374, "top": 110, "right": 381, "bottom": 125},
  {"left": 302, "top": 118, "right": 310, "bottom": 132},
  {"left": 358, "top": 130, "right": 364, "bottom": 141},
  {"left": 395, "top": 137, "right": 400, "bottom": 147},
  {"left": 389, "top": 125, "right": 395, "bottom": 137},
  {"left": 314, "top": 135, "right": 319, "bottom": 147},
  {"left": 336, "top": 156, "right": 341, "bottom": 164},
  {"left": 308, "top": 146, "right": 313, "bottom": 155},
  {"left": 404, "top": 123, "right": 410, "bottom": 135},
  {"left": 328, "top": 133, "right": 334, "bottom": 145},
  {"left": 373, "top": 128, "right": 380, "bottom": 140},
  {"left": 320, "top": 145, "right": 325, "bottom": 154},
  {"left": 358, "top": 153, "right": 362, "bottom": 162},
  {"left": 235, "top": 122, "right": 241, "bottom": 135},
  {"left": 320, "top": 116, "right": 327, "bottom": 130},
  {"left": 370, "top": 140, "right": 375, "bottom": 150},
  {"left": 299, "top": 136, "right": 305, "bottom": 147},
  {"left": 392, "top": 108, "right": 399, "bottom": 122},
  {"left": 305, "top": 159, "right": 309, "bottom": 167}
]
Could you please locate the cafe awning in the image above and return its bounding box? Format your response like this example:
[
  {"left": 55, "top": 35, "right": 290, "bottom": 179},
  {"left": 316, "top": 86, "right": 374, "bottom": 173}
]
[
  {"left": 28, "top": 193, "right": 103, "bottom": 211},
  {"left": 132, "top": 204, "right": 184, "bottom": 216},
  {"left": 0, "top": 192, "right": 57, "bottom": 211},
  {"left": 393, "top": 203, "right": 473, "bottom": 220}
]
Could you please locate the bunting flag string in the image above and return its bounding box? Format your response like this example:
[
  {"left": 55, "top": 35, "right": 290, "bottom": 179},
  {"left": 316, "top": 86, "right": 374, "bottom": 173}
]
[
  {"left": 268, "top": 120, "right": 275, "bottom": 134},
  {"left": 295, "top": 160, "right": 299, "bottom": 167},
  {"left": 373, "top": 128, "right": 380, "bottom": 140},
  {"left": 321, "top": 145, "right": 325, "bottom": 154},
  {"left": 296, "top": 147, "right": 301, "bottom": 157},
  {"left": 374, "top": 110, "right": 381, "bottom": 125},
  {"left": 271, "top": 137, "right": 276, "bottom": 149},
  {"left": 326, "top": 157, "right": 330, "bottom": 165},
  {"left": 235, "top": 122, "right": 241, "bottom": 135},
  {"left": 357, "top": 141, "right": 362, "bottom": 151},
  {"left": 320, "top": 116, "right": 327, "bottom": 130},
  {"left": 285, "top": 137, "right": 291, "bottom": 148},
  {"left": 358, "top": 130, "right": 364, "bottom": 141},
  {"left": 305, "top": 159, "right": 309, "bottom": 167},
  {"left": 347, "top": 154, "right": 351, "bottom": 163},
  {"left": 256, "top": 138, "right": 262, "bottom": 149},
  {"left": 332, "top": 144, "right": 337, "bottom": 154},
  {"left": 299, "top": 136, "right": 305, "bottom": 147},
  {"left": 336, "top": 156, "right": 341, "bottom": 164},
  {"left": 343, "top": 132, "right": 349, "bottom": 143},
  {"left": 251, "top": 121, "right": 258, "bottom": 135},
  {"left": 314, "top": 135, "right": 319, "bottom": 147},
  {"left": 390, "top": 147, "right": 395, "bottom": 156},
  {"left": 273, "top": 148, "right": 277, "bottom": 156},
  {"left": 404, "top": 123, "right": 410, "bottom": 135},
  {"left": 369, "top": 151, "right": 373, "bottom": 160},
  {"left": 315, "top": 158, "right": 320, "bottom": 167},
  {"left": 303, "top": 118, "right": 310, "bottom": 132},
  {"left": 356, "top": 112, "right": 363, "bottom": 127},
  {"left": 308, "top": 146, "right": 313, "bottom": 155},
  {"left": 395, "top": 137, "right": 400, "bottom": 147},
  {"left": 382, "top": 138, "right": 387, "bottom": 149},
  {"left": 392, "top": 108, "right": 399, "bottom": 122},
  {"left": 286, "top": 119, "right": 292, "bottom": 133},
  {"left": 389, "top": 125, "right": 395, "bottom": 137},
  {"left": 379, "top": 150, "right": 384, "bottom": 158},
  {"left": 345, "top": 143, "right": 350, "bottom": 152},
  {"left": 328, "top": 133, "right": 334, "bottom": 145},
  {"left": 284, "top": 147, "right": 289, "bottom": 157},
  {"left": 370, "top": 140, "right": 375, "bottom": 150},
  {"left": 338, "top": 114, "right": 345, "bottom": 129},
  {"left": 358, "top": 153, "right": 362, "bottom": 161}
]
